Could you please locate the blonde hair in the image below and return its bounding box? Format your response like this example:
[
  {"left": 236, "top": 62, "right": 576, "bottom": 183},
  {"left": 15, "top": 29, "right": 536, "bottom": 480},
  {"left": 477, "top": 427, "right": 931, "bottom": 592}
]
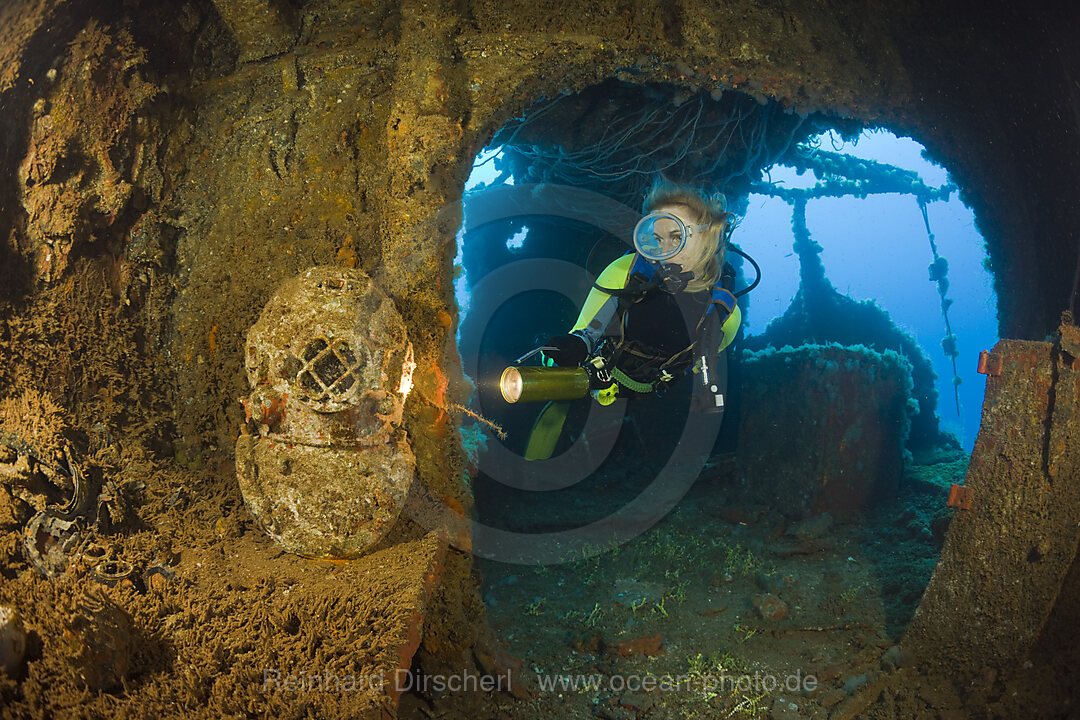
[{"left": 642, "top": 180, "right": 732, "bottom": 293}]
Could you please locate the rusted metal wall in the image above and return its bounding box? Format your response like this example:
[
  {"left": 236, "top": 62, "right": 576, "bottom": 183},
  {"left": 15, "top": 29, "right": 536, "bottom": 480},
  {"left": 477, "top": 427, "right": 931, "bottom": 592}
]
[{"left": 905, "top": 339, "right": 1080, "bottom": 678}]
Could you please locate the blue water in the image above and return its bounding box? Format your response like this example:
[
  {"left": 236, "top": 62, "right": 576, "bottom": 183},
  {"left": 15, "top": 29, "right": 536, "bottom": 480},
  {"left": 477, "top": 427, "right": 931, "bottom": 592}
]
[
  {"left": 459, "top": 129, "right": 998, "bottom": 451},
  {"left": 737, "top": 130, "right": 998, "bottom": 449}
]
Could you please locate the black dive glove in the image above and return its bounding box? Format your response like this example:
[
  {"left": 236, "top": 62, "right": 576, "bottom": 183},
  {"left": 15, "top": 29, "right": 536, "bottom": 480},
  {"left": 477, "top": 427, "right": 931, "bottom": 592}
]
[{"left": 541, "top": 334, "right": 588, "bottom": 367}]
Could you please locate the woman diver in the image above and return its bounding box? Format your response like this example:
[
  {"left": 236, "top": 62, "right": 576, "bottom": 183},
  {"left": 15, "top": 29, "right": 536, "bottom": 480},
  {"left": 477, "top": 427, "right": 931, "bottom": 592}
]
[{"left": 525, "top": 179, "right": 745, "bottom": 459}]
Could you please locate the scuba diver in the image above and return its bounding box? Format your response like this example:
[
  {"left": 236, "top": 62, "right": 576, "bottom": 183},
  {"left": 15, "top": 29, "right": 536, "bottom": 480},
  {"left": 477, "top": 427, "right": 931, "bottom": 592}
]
[{"left": 509, "top": 179, "right": 746, "bottom": 460}]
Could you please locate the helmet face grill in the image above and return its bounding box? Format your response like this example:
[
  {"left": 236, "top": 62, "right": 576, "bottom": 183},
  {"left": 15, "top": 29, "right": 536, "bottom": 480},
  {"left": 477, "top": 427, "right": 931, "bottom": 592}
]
[{"left": 296, "top": 336, "right": 364, "bottom": 403}]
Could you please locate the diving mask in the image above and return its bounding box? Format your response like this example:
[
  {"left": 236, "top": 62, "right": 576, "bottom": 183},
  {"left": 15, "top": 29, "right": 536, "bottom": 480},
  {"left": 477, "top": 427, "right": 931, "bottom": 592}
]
[{"left": 633, "top": 211, "right": 708, "bottom": 262}]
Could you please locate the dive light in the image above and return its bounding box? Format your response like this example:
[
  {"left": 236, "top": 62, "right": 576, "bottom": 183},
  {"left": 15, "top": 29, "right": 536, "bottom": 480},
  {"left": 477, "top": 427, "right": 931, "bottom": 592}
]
[{"left": 499, "top": 366, "right": 590, "bottom": 403}]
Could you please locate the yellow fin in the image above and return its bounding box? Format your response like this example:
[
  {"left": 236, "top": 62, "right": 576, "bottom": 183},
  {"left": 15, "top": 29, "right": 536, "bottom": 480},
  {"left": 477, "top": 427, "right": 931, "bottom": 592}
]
[{"left": 524, "top": 401, "right": 571, "bottom": 461}]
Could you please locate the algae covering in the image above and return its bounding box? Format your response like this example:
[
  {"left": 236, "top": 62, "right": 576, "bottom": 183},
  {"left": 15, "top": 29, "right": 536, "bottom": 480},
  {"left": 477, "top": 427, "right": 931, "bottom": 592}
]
[
  {"left": 735, "top": 344, "right": 914, "bottom": 519},
  {"left": 0, "top": 0, "right": 1078, "bottom": 718}
]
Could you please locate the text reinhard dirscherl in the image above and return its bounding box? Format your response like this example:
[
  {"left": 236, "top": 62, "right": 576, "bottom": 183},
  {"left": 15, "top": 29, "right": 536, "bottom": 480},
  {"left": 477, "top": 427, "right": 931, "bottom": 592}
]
[{"left": 261, "top": 668, "right": 512, "bottom": 694}]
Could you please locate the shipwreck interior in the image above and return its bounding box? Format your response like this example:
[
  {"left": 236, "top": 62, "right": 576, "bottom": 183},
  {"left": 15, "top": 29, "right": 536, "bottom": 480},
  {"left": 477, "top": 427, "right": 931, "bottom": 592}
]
[
  {"left": 454, "top": 88, "right": 997, "bottom": 718},
  {"left": 0, "top": 1, "right": 1078, "bottom": 719}
]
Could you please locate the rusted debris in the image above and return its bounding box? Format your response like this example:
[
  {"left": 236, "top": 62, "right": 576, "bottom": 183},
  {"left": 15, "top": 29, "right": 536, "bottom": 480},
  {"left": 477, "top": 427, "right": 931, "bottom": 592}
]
[
  {"left": 93, "top": 559, "right": 136, "bottom": 588},
  {"left": 0, "top": 433, "right": 89, "bottom": 519},
  {"left": 52, "top": 445, "right": 89, "bottom": 521},
  {"left": 947, "top": 483, "right": 972, "bottom": 511},
  {"left": 0, "top": 434, "right": 90, "bottom": 578},
  {"left": 143, "top": 563, "right": 175, "bottom": 592},
  {"left": 22, "top": 510, "right": 81, "bottom": 579},
  {"left": 976, "top": 349, "right": 1002, "bottom": 376},
  {"left": 1, "top": 431, "right": 127, "bottom": 579}
]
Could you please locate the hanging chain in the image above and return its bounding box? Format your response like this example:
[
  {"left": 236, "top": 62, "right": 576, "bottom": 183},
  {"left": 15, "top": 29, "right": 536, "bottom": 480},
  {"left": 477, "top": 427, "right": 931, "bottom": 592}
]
[{"left": 919, "top": 198, "right": 961, "bottom": 416}]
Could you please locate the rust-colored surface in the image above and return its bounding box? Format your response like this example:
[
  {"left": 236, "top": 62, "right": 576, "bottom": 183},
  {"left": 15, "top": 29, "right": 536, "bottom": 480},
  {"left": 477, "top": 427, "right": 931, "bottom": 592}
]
[
  {"left": 977, "top": 348, "right": 1002, "bottom": 376},
  {"left": 210, "top": 0, "right": 297, "bottom": 63},
  {"left": 905, "top": 340, "right": 1080, "bottom": 679},
  {"left": 1060, "top": 312, "right": 1080, "bottom": 364},
  {"left": 946, "top": 483, "right": 972, "bottom": 511},
  {"left": 611, "top": 633, "right": 664, "bottom": 658},
  {"left": 0, "top": 0, "right": 1077, "bottom": 718},
  {"left": 387, "top": 536, "right": 447, "bottom": 706}
]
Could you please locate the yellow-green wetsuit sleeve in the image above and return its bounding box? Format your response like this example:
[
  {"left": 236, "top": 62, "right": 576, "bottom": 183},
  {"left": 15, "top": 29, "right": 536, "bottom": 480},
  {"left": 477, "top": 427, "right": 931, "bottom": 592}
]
[
  {"left": 571, "top": 253, "right": 635, "bottom": 333},
  {"left": 719, "top": 303, "right": 741, "bottom": 353}
]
